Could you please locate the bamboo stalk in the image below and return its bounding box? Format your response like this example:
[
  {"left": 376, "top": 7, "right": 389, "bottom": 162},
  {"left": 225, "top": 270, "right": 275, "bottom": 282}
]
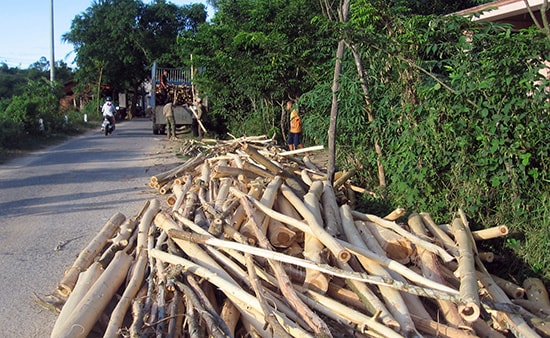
[{"left": 57, "top": 212, "right": 126, "bottom": 296}]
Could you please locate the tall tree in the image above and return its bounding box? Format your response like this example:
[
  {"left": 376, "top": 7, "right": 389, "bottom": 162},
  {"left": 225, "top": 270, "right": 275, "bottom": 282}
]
[{"left": 63, "top": 0, "right": 207, "bottom": 115}]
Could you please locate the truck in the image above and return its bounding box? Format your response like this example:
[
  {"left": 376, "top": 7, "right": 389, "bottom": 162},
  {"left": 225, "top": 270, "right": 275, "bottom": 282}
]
[{"left": 150, "top": 61, "right": 195, "bottom": 135}]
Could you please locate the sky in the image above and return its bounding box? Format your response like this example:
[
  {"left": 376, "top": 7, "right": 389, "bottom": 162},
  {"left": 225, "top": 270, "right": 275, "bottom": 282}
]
[{"left": 0, "top": 0, "right": 213, "bottom": 69}]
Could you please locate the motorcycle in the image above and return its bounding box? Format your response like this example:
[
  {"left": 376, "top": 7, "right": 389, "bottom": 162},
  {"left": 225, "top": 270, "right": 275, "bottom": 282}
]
[{"left": 101, "top": 116, "right": 115, "bottom": 136}]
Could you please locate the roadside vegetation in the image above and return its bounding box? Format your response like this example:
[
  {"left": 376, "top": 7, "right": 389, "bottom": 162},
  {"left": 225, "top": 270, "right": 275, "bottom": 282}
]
[{"left": 1, "top": 0, "right": 548, "bottom": 281}]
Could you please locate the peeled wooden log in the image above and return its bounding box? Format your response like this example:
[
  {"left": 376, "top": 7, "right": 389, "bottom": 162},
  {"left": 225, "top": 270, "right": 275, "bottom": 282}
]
[
  {"left": 239, "top": 197, "right": 328, "bottom": 337},
  {"left": 451, "top": 217, "right": 481, "bottom": 323},
  {"left": 352, "top": 210, "right": 455, "bottom": 263},
  {"left": 302, "top": 181, "right": 330, "bottom": 293},
  {"left": 241, "top": 143, "right": 283, "bottom": 175},
  {"left": 242, "top": 161, "right": 275, "bottom": 179},
  {"left": 211, "top": 165, "right": 259, "bottom": 181},
  {"left": 471, "top": 225, "right": 509, "bottom": 240},
  {"left": 475, "top": 260, "right": 541, "bottom": 337},
  {"left": 57, "top": 212, "right": 126, "bottom": 296},
  {"left": 220, "top": 299, "right": 241, "bottom": 337},
  {"left": 408, "top": 213, "right": 466, "bottom": 329},
  {"left": 277, "top": 144, "right": 324, "bottom": 157},
  {"left": 321, "top": 181, "right": 343, "bottom": 237},
  {"left": 172, "top": 175, "right": 193, "bottom": 212},
  {"left": 154, "top": 212, "right": 235, "bottom": 283},
  {"left": 50, "top": 263, "right": 103, "bottom": 338},
  {"left": 419, "top": 212, "right": 459, "bottom": 257},
  {"left": 136, "top": 199, "right": 160, "bottom": 255},
  {"left": 299, "top": 288, "right": 402, "bottom": 338},
  {"left": 280, "top": 184, "right": 351, "bottom": 264},
  {"left": 384, "top": 207, "right": 406, "bottom": 221},
  {"left": 512, "top": 299, "right": 550, "bottom": 319},
  {"left": 150, "top": 153, "right": 206, "bottom": 184},
  {"left": 490, "top": 274, "right": 525, "bottom": 299},
  {"left": 478, "top": 251, "right": 495, "bottom": 263},
  {"left": 150, "top": 248, "right": 315, "bottom": 338},
  {"left": 267, "top": 218, "right": 296, "bottom": 248},
  {"left": 364, "top": 221, "right": 414, "bottom": 264},
  {"left": 56, "top": 251, "right": 133, "bottom": 338},
  {"left": 230, "top": 187, "right": 460, "bottom": 299},
  {"left": 103, "top": 249, "right": 148, "bottom": 338},
  {"left": 333, "top": 169, "right": 356, "bottom": 189},
  {"left": 341, "top": 204, "right": 408, "bottom": 334},
  {"left": 524, "top": 278, "right": 550, "bottom": 308}
]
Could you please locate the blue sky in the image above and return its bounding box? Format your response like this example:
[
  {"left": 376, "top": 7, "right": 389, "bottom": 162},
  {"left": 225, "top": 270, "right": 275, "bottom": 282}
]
[{"left": 0, "top": 0, "right": 213, "bottom": 69}]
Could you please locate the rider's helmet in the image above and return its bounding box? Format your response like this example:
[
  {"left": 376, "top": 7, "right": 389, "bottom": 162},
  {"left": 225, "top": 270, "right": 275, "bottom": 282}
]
[{"left": 106, "top": 97, "right": 112, "bottom": 102}]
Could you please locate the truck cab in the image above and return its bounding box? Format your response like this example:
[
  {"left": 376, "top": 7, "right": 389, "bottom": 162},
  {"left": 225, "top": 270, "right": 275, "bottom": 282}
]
[{"left": 150, "top": 62, "right": 195, "bottom": 135}]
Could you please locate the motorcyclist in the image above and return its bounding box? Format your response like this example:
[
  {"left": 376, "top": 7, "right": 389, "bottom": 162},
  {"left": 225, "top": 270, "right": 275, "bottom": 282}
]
[{"left": 101, "top": 97, "right": 116, "bottom": 131}]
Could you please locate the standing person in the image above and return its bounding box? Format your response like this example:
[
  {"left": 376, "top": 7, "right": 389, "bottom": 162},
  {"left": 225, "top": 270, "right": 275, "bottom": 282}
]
[
  {"left": 191, "top": 97, "right": 205, "bottom": 137},
  {"left": 163, "top": 102, "right": 176, "bottom": 140},
  {"left": 160, "top": 70, "right": 169, "bottom": 104},
  {"left": 101, "top": 97, "right": 116, "bottom": 130},
  {"left": 287, "top": 100, "right": 304, "bottom": 151}
]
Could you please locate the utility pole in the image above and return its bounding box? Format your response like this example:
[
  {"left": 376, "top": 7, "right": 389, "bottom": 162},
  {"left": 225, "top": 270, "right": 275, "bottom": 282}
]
[{"left": 50, "top": 0, "right": 55, "bottom": 83}]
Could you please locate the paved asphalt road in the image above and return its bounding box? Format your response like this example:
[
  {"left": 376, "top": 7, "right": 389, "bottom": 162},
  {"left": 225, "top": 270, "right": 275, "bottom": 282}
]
[{"left": 0, "top": 118, "right": 178, "bottom": 337}]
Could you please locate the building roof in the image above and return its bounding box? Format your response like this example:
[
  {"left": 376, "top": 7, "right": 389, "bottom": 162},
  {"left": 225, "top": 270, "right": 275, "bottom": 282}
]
[{"left": 454, "top": 0, "right": 548, "bottom": 29}]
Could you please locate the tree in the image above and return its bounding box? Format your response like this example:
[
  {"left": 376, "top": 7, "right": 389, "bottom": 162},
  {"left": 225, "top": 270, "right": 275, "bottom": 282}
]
[
  {"left": 185, "top": 0, "right": 333, "bottom": 137},
  {"left": 63, "top": 0, "right": 207, "bottom": 116}
]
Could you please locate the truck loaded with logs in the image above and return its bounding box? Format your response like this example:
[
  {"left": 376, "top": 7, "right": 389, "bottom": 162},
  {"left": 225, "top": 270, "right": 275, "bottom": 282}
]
[{"left": 150, "top": 61, "right": 195, "bottom": 135}]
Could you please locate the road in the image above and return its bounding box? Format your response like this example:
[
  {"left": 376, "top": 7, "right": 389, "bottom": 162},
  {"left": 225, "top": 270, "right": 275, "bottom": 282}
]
[{"left": 0, "top": 119, "right": 178, "bottom": 337}]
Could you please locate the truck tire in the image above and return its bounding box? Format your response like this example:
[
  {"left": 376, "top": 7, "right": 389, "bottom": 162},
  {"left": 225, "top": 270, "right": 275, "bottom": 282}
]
[{"left": 153, "top": 124, "right": 160, "bottom": 135}]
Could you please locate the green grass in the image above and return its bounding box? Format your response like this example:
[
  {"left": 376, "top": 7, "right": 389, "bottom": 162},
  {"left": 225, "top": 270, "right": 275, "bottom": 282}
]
[{"left": 0, "top": 121, "right": 97, "bottom": 165}]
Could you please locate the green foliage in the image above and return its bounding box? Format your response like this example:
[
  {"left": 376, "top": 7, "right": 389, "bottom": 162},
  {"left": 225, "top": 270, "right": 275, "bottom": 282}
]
[
  {"left": 184, "top": 0, "right": 333, "bottom": 140},
  {"left": 63, "top": 0, "right": 206, "bottom": 95}
]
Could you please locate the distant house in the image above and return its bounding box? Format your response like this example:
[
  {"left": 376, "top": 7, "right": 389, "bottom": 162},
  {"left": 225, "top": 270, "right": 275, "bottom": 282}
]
[
  {"left": 59, "top": 80, "right": 77, "bottom": 110},
  {"left": 455, "top": 0, "right": 550, "bottom": 84},
  {"left": 454, "top": 0, "right": 550, "bottom": 30}
]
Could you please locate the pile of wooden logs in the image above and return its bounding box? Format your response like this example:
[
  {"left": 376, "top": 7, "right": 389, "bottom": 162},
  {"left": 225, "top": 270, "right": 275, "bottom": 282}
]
[
  {"left": 48, "top": 136, "right": 550, "bottom": 337},
  {"left": 155, "top": 84, "right": 194, "bottom": 106}
]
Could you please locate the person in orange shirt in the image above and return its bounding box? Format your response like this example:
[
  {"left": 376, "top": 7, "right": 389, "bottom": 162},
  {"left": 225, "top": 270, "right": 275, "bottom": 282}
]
[{"left": 286, "top": 100, "right": 304, "bottom": 151}]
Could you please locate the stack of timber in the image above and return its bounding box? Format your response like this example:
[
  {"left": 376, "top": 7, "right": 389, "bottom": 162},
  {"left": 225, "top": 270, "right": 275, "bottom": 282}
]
[
  {"left": 47, "top": 135, "right": 550, "bottom": 338},
  {"left": 155, "top": 84, "right": 194, "bottom": 106}
]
